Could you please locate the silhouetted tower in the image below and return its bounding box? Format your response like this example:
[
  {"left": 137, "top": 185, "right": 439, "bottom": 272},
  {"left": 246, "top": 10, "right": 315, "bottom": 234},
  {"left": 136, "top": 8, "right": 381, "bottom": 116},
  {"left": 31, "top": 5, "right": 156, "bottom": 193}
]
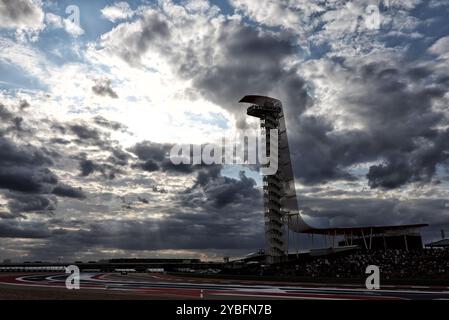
[{"left": 240, "top": 95, "right": 311, "bottom": 264}]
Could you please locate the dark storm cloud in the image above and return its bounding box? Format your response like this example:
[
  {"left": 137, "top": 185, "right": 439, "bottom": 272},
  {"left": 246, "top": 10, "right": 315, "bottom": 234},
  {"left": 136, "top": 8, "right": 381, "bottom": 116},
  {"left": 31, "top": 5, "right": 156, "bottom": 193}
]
[
  {"left": 108, "top": 148, "right": 129, "bottom": 166},
  {"left": 182, "top": 169, "right": 261, "bottom": 209},
  {"left": 0, "top": 162, "right": 86, "bottom": 215},
  {"left": 0, "top": 167, "right": 57, "bottom": 193},
  {"left": 78, "top": 158, "right": 118, "bottom": 180},
  {"left": 8, "top": 194, "right": 57, "bottom": 214},
  {"left": 287, "top": 116, "right": 356, "bottom": 184},
  {"left": 61, "top": 119, "right": 130, "bottom": 176},
  {"left": 94, "top": 116, "right": 127, "bottom": 131},
  {"left": 130, "top": 141, "right": 170, "bottom": 162},
  {"left": 92, "top": 79, "right": 119, "bottom": 99},
  {"left": 138, "top": 159, "right": 159, "bottom": 172},
  {"left": 345, "top": 63, "right": 449, "bottom": 189},
  {"left": 151, "top": 186, "right": 167, "bottom": 194},
  {"left": 0, "top": 103, "right": 33, "bottom": 135},
  {"left": 284, "top": 61, "right": 449, "bottom": 188},
  {"left": 204, "top": 172, "right": 260, "bottom": 208},
  {"left": 0, "top": 211, "right": 23, "bottom": 219},
  {"left": 0, "top": 135, "right": 86, "bottom": 216},
  {"left": 189, "top": 22, "right": 294, "bottom": 105},
  {"left": 46, "top": 117, "right": 130, "bottom": 181},
  {"left": 179, "top": 21, "right": 311, "bottom": 115},
  {"left": 61, "top": 119, "right": 131, "bottom": 180},
  {"left": 137, "top": 196, "right": 149, "bottom": 204},
  {"left": 367, "top": 158, "right": 416, "bottom": 189},
  {"left": 11, "top": 116, "right": 24, "bottom": 131},
  {"left": 52, "top": 184, "right": 86, "bottom": 199},
  {"left": 79, "top": 159, "right": 95, "bottom": 176},
  {"left": 50, "top": 138, "right": 71, "bottom": 145},
  {"left": 192, "top": 165, "right": 221, "bottom": 187},
  {"left": 69, "top": 121, "right": 120, "bottom": 151},
  {"left": 129, "top": 141, "right": 226, "bottom": 176},
  {"left": 0, "top": 103, "right": 14, "bottom": 120},
  {"left": 70, "top": 124, "right": 101, "bottom": 141},
  {"left": 160, "top": 160, "right": 196, "bottom": 174},
  {"left": 0, "top": 137, "right": 56, "bottom": 193},
  {"left": 0, "top": 220, "right": 50, "bottom": 239},
  {"left": 19, "top": 99, "right": 30, "bottom": 110},
  {"left": 130, "top": 141, "right": 195, "bottom": 174}
]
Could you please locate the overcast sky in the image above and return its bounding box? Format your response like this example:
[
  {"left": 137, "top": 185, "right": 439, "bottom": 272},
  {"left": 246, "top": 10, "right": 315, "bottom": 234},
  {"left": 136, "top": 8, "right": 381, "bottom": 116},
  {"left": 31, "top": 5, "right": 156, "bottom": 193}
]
[{"left": 1, "top": 0, "right": 449, "bottom": 262}]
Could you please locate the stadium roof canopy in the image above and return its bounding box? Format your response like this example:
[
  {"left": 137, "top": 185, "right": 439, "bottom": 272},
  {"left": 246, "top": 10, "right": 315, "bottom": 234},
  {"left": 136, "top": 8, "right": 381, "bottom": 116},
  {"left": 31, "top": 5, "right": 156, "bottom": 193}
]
[
  {"left": 299, "top": 223, "right": 428, "bottom": 236},
  {"left": 425, "top": 239, "right": 449, "bottom": 248}
]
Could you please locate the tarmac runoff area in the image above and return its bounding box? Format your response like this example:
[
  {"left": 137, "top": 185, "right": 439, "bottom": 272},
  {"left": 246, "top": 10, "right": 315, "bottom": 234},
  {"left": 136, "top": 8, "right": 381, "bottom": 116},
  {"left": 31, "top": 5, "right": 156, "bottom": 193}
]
[{"left": 1, "top": 272, "right": 449, "bottom": 300}]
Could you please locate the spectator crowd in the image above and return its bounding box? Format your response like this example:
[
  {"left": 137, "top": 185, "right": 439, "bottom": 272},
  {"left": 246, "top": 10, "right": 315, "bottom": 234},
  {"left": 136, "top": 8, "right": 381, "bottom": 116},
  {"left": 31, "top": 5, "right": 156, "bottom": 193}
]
[{"left": 282, "top": 249, "right": 449, "bottom": 280}]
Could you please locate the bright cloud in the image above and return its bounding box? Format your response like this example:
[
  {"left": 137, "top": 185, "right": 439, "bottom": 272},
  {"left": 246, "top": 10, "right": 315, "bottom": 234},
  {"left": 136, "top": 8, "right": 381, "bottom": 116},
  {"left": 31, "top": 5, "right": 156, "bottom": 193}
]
[{"left": 101, "top": 1, "right": 135, "bottom": 22}]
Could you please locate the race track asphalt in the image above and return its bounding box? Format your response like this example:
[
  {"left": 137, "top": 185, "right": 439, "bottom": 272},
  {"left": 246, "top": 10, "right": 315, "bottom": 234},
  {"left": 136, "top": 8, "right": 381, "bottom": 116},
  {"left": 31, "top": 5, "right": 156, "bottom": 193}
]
[{"left": 1, "top": 272, "right": 449, "bottom": 300}]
